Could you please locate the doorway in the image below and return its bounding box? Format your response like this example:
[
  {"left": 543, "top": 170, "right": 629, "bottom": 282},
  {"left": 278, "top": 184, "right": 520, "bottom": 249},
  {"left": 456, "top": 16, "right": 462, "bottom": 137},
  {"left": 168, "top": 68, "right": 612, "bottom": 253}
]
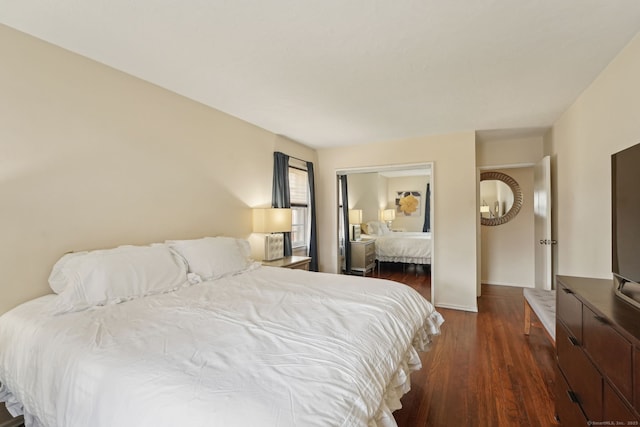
[{"left": 479, "top": 156, "right": 552, "bottom": 290}]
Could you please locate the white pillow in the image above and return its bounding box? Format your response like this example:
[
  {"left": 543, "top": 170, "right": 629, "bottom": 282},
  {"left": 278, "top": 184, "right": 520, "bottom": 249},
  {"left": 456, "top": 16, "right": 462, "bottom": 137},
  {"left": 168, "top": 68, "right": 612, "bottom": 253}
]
[
  {"left": 49, "top": 251, "right": 89, "bottom": 294},
  {"left": 367, "top": 221, "right": 391, "bottom": 235},
  {"left": 49, "top": 245, "right": 190, "bottom": 313},
  {"left": 166, "top": 237, "right": 256, "bottom": 281},
  {"left": 378, "top": 222, "right": 390, "bottom": 235}
]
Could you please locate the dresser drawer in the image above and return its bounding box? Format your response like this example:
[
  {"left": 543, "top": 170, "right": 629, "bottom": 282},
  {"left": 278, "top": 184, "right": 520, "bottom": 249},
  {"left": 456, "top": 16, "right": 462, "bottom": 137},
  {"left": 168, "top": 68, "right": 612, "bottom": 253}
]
[
  {"left": 364, "top": 241, "right": 375, "bottom": 256},
  {"left": 557, "top": 283, "right": 583, "bottom": 342},
  {"left": 554, "top": 362, "right": 589, "bottom": 426},
  {"left": 289, "top": 262, "right": 309, "bottom": 270},
  {"left": 604, "top": 382, "right": 639, "bottom": 424},
  {"left": 635, "top": 348, "right": 640, "bottom": 412},
  {"left": 583, "top": 305, "right": 633, "bottom": 402},
  {"left": 365, "top": 251, "right": 375, "bottom": 267},
  {"left": 557, "top": 321, "right": 603, "bottom": 421}
]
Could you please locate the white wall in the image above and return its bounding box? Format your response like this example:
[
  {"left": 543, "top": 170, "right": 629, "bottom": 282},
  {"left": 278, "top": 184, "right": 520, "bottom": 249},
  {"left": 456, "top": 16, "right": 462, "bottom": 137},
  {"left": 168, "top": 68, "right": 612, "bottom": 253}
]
[
  {"left": 0, "top": 24, "right": 316, "bottom": 314},
  {"left": 546, "top": 32, "right": 640, "bottom": 280},
  {"left": 317, "top": 132, "right": 478, "bottom": 312}
]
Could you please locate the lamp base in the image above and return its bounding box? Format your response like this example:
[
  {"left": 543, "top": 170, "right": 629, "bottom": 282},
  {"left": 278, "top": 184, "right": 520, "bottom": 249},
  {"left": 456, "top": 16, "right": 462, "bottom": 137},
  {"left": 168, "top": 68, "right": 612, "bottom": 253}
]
[
  {"left": 264, "top": 233, "right": 284, "bottom": 261},
  {"left": 350, "top": 224, "right": 361, "bottom": 241}
]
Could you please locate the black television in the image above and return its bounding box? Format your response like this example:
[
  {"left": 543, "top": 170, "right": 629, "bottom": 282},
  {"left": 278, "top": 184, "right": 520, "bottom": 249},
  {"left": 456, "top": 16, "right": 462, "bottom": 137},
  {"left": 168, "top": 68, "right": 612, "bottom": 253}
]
[{"left": 612, "top": 141, "right": 640, "bottom": 308}]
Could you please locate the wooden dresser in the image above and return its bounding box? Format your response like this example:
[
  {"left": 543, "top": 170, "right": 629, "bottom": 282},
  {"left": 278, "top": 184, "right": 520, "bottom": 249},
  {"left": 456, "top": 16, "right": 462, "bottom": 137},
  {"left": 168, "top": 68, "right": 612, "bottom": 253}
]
[{"left": 555, "top": 275, "right": 640, "bottom": 425}]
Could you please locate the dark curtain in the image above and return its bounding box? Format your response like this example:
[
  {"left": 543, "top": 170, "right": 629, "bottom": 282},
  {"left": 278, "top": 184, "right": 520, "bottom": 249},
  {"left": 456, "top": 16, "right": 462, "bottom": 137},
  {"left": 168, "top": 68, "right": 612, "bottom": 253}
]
[
  {"left": 339, "top": 174, "right": 351, "bottom": 273},
  {"left": 423, "top": 182, "right": 431, "bottom": 232},
  {"left": 306, "top": 161, "right": 319, "bottom": 271},
  {"left": 272, "top": 152, "right": 292, "bottom": 256}
]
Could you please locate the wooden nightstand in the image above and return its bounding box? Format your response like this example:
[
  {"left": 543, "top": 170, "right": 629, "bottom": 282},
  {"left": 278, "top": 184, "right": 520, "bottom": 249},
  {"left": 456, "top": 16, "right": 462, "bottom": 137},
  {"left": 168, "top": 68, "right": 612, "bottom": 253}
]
[
  {"left": 0, "top": 400, "right": 23, "bottom": 427},
  {"left": 262, "top": 256, "right": 312, "bottom": 271}
]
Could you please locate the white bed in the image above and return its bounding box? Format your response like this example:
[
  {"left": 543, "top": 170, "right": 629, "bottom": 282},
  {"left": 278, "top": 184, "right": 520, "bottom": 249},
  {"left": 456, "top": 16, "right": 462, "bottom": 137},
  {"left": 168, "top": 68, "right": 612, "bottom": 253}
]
[
  {"left": 0, "top": 238, "right": 443, "bottom": 427},
  {"left": 371, "top": 232, "right": 432, "bottom": 265},
  {"left": 363, "top": 222, "right": 432, "bottom": 269}
]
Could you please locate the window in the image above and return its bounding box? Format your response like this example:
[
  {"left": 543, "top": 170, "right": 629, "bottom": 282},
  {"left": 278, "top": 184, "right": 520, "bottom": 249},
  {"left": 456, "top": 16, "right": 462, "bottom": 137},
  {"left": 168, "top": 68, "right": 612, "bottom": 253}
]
[{"left": 289, "top": 166, "right": 309, "bottom": 250}]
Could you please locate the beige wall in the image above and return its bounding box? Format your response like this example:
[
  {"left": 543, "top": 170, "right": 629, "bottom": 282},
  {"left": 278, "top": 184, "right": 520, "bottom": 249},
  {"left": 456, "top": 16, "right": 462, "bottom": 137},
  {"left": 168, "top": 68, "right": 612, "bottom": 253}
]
[
  {"left": 317, "top": 132, "right": 479, "bottom": 312},
  {"left": 346, "top": 173, "right": 383, "bottom": 223},
  {"left": 546, "top": 33, "right": 640, "bottom": 280},
  {"left": 476, "top": 137, "right": 544, "bottom": 167},
  {"left": 0, "top": 25, "right": 316, "bottom": 314}
]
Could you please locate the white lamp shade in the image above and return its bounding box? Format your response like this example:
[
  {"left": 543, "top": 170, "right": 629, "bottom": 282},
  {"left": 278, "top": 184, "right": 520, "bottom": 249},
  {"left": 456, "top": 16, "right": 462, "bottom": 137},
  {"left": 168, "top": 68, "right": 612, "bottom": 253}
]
[
  {"left": 348, "top": 209, "right": 362, "bottom": 224},
  {"left": 253, "top": 208, "right": 292, "bottom": 233},
  {"left": 382, "top": 209, "right": 396, "bottom": 221},
  {"left": 480, "top": 205, "right": 490, "bottom": 213}
]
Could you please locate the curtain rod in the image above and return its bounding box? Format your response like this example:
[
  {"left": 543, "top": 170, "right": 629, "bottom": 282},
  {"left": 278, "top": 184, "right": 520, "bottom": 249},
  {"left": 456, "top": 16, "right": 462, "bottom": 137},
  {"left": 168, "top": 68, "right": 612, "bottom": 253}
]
[{"left": 276, "top": 151, "right": 310, "bottom": 164}]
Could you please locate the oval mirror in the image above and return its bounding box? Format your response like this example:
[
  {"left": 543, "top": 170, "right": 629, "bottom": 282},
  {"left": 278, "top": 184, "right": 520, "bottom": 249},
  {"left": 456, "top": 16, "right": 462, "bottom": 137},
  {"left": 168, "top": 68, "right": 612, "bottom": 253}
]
[{"left": 480, "top": 171, "right": 523, "bottom": 226}]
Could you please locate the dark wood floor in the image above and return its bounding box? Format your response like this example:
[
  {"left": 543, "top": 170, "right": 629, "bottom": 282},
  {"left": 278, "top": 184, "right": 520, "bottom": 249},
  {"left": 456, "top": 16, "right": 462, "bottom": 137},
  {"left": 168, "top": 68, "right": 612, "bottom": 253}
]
[{"left": 373, "top": 263, "right": 558, "bottom": 427}]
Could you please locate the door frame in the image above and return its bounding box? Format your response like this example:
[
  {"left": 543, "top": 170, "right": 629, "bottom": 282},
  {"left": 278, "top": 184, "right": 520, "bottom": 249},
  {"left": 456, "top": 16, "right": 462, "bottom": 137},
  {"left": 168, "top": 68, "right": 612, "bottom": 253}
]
[
  {"left": 336, "top": 162, "right": 435, "bottom": 303},
  {"left": 478, "top": 162, "right": 541, "bottom": 294}
]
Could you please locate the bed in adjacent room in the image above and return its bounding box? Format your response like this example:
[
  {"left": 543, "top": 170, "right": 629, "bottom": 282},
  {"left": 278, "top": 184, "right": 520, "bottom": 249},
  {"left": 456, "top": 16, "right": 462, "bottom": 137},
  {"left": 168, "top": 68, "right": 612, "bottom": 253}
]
[
  {"left": 0, "top": 237, "right": 443, "bottom": 427},
  {"left": 363, "top": 221, "right": 432, "bottom": 271}
]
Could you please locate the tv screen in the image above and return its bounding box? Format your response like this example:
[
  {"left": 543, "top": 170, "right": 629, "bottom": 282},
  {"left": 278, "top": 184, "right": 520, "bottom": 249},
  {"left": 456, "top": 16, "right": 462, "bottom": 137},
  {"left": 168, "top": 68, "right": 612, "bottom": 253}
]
[{"left": 612, "top": 142, "right": 640, "bottom": 291}]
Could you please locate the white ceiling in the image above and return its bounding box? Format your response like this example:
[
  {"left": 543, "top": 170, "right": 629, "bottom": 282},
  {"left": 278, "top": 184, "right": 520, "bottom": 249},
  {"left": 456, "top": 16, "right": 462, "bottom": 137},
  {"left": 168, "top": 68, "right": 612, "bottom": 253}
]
[{"left": 2, "top": 1, "right": 640, "bottom": 148}]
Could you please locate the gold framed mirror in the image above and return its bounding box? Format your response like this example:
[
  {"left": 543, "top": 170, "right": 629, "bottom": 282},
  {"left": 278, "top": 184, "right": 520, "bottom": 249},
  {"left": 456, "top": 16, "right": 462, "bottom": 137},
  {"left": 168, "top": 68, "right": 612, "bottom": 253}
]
[{"left": 480, "top": 171, "right": 523, "bottom": 226}]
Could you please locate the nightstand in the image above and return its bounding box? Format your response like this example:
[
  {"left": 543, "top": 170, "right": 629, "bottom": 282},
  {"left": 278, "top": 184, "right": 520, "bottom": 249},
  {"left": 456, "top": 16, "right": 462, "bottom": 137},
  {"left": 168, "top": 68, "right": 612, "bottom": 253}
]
[
  {"left": 349, "top": 239, "right": 376, "bottom": 276},
  {"left": 262, "top": 256, "right": 311, "bottom": 271},
  {"left": 0, "top": 400, "right": 23, "bottom": 427}
]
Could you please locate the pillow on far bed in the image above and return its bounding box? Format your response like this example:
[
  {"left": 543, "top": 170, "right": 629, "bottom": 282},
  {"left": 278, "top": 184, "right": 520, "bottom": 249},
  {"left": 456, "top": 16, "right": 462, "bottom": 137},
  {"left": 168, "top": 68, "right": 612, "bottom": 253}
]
[
  {"left": 366, "top": 221, "right": 380, "bottom": 235},
  {"left": 367, "top": 221, "right": 390, "bottom": 235},
  {"left": 360, "top": 223, "right": 369, "bottom": 235},
  {"left": 49, "top": 245, "right": 190, "bottom": 314},
  {"left": 166, "top": 236, "right": 256, "bottom": 281}
]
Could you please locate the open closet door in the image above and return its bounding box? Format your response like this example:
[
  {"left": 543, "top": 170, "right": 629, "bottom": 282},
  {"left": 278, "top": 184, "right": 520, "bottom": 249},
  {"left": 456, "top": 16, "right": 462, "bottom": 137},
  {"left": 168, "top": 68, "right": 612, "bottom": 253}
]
[{"left": 534, "top": 156, "right": 553, "bottom": 290}]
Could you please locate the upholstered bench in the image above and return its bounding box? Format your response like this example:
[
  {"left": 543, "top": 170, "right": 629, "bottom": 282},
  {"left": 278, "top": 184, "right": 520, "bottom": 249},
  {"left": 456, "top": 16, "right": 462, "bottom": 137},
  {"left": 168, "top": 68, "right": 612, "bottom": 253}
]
[{"left": 523, "top": 288, "right": 556, "bottom": 344}]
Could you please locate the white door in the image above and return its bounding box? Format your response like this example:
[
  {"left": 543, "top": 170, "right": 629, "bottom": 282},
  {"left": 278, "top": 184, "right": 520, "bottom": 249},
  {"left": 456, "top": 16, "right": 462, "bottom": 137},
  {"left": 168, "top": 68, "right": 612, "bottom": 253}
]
[{"left": 534, "top": 156, "right": 552, "bottom": 290}]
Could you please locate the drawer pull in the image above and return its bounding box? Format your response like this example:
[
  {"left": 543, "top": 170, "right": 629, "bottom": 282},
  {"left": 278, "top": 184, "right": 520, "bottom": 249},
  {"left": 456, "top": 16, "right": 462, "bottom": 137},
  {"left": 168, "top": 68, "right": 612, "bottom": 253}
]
[
  {"left": 567, "top": 336, "right": 579, "bottom": 346},
  {"left": 566, "top": 390, "right": 580, "bottom": 404},
  {"left": 562, "top": 288, "right": 574, "bottom": 294}
]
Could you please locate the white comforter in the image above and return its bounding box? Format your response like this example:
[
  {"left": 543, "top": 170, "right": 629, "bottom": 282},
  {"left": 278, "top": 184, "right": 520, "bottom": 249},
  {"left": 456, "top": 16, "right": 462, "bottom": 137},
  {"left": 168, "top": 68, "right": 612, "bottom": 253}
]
[
  {"left": 0, "top": 267, "right": 442, "bottom": 427},
  {"left": 371, "top": 232, "right": 432, "bottom": 263}
]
